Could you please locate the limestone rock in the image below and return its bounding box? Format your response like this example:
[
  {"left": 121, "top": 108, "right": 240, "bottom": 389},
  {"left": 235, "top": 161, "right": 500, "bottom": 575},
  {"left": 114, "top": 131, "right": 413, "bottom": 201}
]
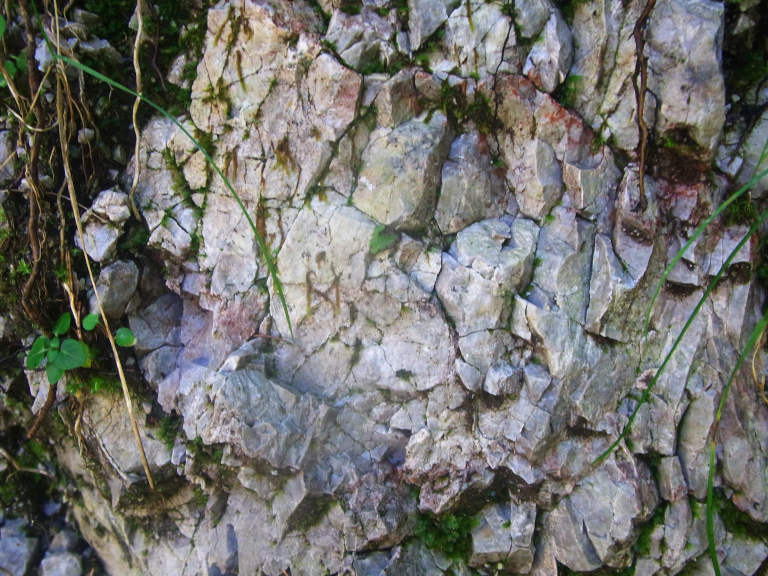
[
  {"left": 325, "top": 8, "right": 395, "bottom": 70},
  {"left": 75, "top": 188, "right": 131, "bottom": 262},
  {"left": 90, "top": 260, "right": 139, "bottom": 318},
  {"left": 546, "top": 457, "right": 658, "bottom": 570},
  {"left": 40, "top": 553, "right": 82, "bottom": 576},
  {"left": 469, "top": 500, "right": 536, "bottom": 572},
  {"left": 0, "top": 519, "right": 38, "bottom": 576},
  {"left": 647, "top": 0, "right": 725, "bottom": 156},
  {"left": 443, "top": 1, "right": 517, "bottom": 78},
  {"left": 523, "top": 11, "right": 573, "bottom": 93},
  {"left": 506, "top": 139, "right": 564, "bottom": 220},
  {"left": 354, "top": 113, "right": 451, "bottom": 231},
  {"left": 514, "top": 0, "right": 554, "bottom": 39},
  {"left": 435, "top": 132, "right": 504, "bottom": 234},
  {"left": 408, "top": 0, "right": 461, "bottom": 51}
]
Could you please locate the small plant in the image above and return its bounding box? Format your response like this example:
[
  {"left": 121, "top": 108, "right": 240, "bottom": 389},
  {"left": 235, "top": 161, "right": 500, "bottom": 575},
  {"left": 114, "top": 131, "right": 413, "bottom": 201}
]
[
  {"left": 369, "top": 225, "right": 399, "bottom": 254},
  {"left": 25, "top": 312, "right": 135, "bottom": 385},
  {"left": 414, "top": 511, "right": 476, "bottom": 562}
]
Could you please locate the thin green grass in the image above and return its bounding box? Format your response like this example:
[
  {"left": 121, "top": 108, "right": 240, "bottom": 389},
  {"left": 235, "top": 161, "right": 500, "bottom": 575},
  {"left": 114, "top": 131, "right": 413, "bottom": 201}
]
[{"left": 595, "top": 140, "right": 768, "bottom": 575}]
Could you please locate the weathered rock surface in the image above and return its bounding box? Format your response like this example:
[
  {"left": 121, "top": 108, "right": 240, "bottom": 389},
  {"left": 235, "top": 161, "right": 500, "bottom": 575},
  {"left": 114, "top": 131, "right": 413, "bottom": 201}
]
[{"left": 18, "top": 0, "right": 768, "bottom": 575}]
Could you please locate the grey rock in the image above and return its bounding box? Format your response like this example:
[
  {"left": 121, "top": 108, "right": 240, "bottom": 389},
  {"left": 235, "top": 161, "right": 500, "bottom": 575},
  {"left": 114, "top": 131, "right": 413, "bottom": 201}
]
[
  {"left": 735, "top": 106, "right": 768, "bottom": 197},
  {"left": 658, "top": 456, "right": 687, "bottom": 502},
  {"left": 354, "top": 113, "right": 451, "bottom": 231},
  {"left": 523, "top": 11, "right": 573, "bottom": 93},
  {"left": 435, "top": 132, "right": 504, "bottom": 234},
  {"left": 325, "top": 9, "right": 395, "bottom": 70},
  {"left": 129, "top": 293, "right": 182, "bottom": 353},
  {"left": 75, "top": 188, "right": 132, "bottom": 263},
  {"left": 566, "top": 0, "right": 647, "bottom": 150},
  {"left": 197, "top": 368, "right": 330, "bottom": 470},
  {"left": 723, "top": 534, "right": 768, "bottom": 576},
  {"left": 514, "top": 0, "right": 554, "bottom": 39},
  {"left": 443, "top": 1, "right": 517, "bottom": 78},
  {"left": 547, "top": 457, "right": 658, "bottom": 570},
  {"left": 505, "top": 139, "right": 563, "bottom": 220},
  {"left": 408, "top": 0, "right": 461, "bottom": 51},
  {"left": 41, "top": 553, "right": 82, "bottom": 576},
  {"left": 49, "top": 530, "right": 79, "bottom": 553},
  {"left": 373, "top": 69, "right": 423, "bottom": 127},
  {"left": 90, "top": 260, "right": 139, "bottom": 318},
  {"left": 483, "top": 363, "right": 522, "bottom": 397},
  {"left": 469, "top": 500, "right": 536, "bottom": 571},
  {"left": 0, "top": 526, "right": 37, "bottom": 576},
  {"left": 646, "top": 0, "right": 725, "bottom": 156},
  {"left": 0, "top": 131, "right": 16, "bottom": 184},
  {"left": 532, "top": 206, "right": 594, "bottom": 325},
  {"left": 455, "top": 359, "right": 482, "bottom": 392},
  {"left": 562, "top": 149, "right": 621, "bottom": 219}
]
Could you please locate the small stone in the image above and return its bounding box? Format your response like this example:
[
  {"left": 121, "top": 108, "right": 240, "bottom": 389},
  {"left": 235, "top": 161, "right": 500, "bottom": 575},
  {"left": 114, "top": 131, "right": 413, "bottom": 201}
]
[
  {"left": 658, "top": 456, "right": 687, "bottom": 502},
  {"left": 41, "top": 553, "right": 82, "bottom": 576},
  {"left": 514, "top": 0, "right": 554, "bottom": 39},
  {"left": 90, "top": 260, "right": 139, "bottom": 318},
  {"left": 0, "top": 530, "right": 38, "bottom": 576},
  {"left": 470, "top": 500, "right": 536, "bottom": 571},
  {"left": 49, "top": 530, "right": 79, "bottom": 553},
  {"left": 483, "top": 363, "right": 523, "bottom": 397},
  {"left": 455, "top": 359, "right": 482, "bottom": 392}
]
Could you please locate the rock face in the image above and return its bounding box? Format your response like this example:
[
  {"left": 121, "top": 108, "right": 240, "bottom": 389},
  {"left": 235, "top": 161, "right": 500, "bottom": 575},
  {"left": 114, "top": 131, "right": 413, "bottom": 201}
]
[{"left": 17, "top": 0, "right": 768, "bottom": 575}]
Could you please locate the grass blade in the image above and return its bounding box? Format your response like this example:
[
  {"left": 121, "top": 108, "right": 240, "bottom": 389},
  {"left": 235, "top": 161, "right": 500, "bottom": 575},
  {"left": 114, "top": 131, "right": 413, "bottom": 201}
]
[
  {"left": 643, "top": 141, "right": 768, "bottom": 340},
  {"left": 705, "top": 311, "right": 768, "bottom": 576},
  {"left": 596, "top": 205, "right": 768, "bottom": 464}
]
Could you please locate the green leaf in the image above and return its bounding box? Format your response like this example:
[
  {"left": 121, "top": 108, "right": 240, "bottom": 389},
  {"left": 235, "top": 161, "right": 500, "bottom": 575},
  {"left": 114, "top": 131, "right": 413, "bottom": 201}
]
[
  {"left": 46, "top": 348, "right": 59, "bottom": 364},
  {"left": 56, "top": 339, "right": 88, "bottom": 370},
  {"left": 26, "top": 336, "right": 49, "bottom": 369},
  {"left": 52, "top": 312, "right": 71, "bottom": 336},
  {"left": 0, "top": 14, "right": 6, "bottom": 39},
  {"left": 115, "top": 327, "right": 136, "bottom": 347},
  {"left": 46, "top": 362, "right": 65, "bottom": 385},
  {"left": 4, "top": 59, "right": 16, "bottom": 78},
  {"left": 83, "top": 313, "right": 99, "bottom": 331},
  {"left": 13, "top": 51, "right": 26, "bottom": 73}
]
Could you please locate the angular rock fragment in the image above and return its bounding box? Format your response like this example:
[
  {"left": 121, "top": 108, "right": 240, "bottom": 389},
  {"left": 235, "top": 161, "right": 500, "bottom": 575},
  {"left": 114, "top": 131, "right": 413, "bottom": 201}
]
[
  {"left": 435, "top": 132, "right": 504, "bottom": 234},
  {"left": 523, "top": 11, "right": 573, "bottom": 93},
  {"left": 647, "top": 0, "right": 725, "bottom": 156},
  {"left": 469, "top": 500, "right": 536, "bottom": 572},
  {"left": 90, "top": 260, "right": 139, "bottom": 318},
  {"left": 354, "top": 113, "right": 451, "bottom": 231}
]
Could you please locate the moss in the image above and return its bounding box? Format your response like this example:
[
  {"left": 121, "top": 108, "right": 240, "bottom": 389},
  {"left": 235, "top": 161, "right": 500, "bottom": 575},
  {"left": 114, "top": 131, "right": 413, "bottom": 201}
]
[
  {"left": 414, "top": 511, "right": 477, "bottom": 562},
  {"left": 713, "top": 489, "right": 768, "bottom": 540},
  {"left": 553, "top": 74, "right": 583, "bottom": 110},
  {"left": 723, "top": 193, "right": 758, "bottom": 226},
  {"left": 439, "top": 82, "right": 500, "bottom": 135},
  {"left": 154, "top": 414, "right": 182, "bottom": 450},
  {"left": 370, "top": 225, "right": 399, "bottom": 254},
  {"left": 633, "top": 503, "right": 666, "bottom": 557}
]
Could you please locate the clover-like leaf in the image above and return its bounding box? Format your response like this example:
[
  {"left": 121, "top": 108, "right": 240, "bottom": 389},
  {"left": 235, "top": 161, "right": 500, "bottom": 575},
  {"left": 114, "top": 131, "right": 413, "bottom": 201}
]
[
  {"left": 46, "top": 361, "right": 66, "bottom": 385},
  {"left": 56, "top": 339, "right": 89, "bottom": 370},
  {"left": 83, "top": 313, "right": 99, "bottom": 331},
  {"left": 115, "top": 327, "right": 136, "bottom": 347},
  {"left": 26, "top": 336, "right": 49, "bottom": 369},
  {"left": 52, "top": 312, "right": 71, "bottom": 336}
]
